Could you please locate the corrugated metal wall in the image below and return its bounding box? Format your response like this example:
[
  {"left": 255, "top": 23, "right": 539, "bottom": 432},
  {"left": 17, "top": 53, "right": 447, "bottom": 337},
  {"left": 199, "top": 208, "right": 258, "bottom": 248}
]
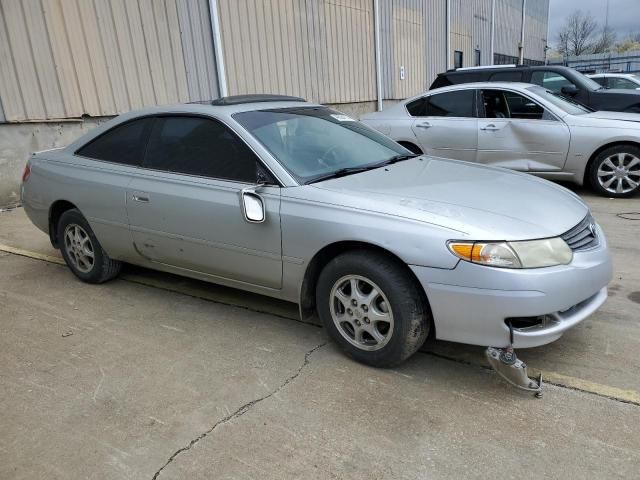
[
  {"left": 494, "top": 0, "right": 522, "bottom": 59},
  {"left": 524, "top": 0, "right": 549, "bottom": 61},
  {"left": 424, "top": 0, "right": 447, "bottom": 86},
  {"left": 472, "top": 0, "right": 492, "bottom": 65},
  {"left": 450, "top": 0, "right": 473, "bottom": 68},
  {"left": 217, "top": 0, "right": 376, "bottom": 104},
  {"left": 380, "top": 0, "right": 433, "bottom": 100},
  {"left": 0, "top": 0, "right": 218, "bottom": 122}
]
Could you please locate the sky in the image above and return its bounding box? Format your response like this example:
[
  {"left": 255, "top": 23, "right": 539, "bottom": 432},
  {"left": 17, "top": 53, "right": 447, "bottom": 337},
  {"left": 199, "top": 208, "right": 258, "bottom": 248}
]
[{"left": 548, "top": 0, "right": 640, "bottom": 46}]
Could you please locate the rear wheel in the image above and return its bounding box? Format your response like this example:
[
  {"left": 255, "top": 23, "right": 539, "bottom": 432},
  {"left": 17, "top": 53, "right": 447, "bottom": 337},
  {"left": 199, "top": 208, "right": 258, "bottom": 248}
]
[
  {"left": 57, "top": 209, "right": 121, "bottom": 283},
  {"left": 588, "top": 145, "right": 640, "bottom": 197},
  {"left": 316, "top": 251, "right": 430, "bottom": 367}
]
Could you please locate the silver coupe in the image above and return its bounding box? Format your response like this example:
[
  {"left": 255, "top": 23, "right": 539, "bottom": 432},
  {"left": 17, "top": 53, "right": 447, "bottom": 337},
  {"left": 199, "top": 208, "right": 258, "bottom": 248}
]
[
  {"left": 21, "top": 95, "right": 612, "bottom": 368},
  {"left": 361, "top": 82, "right": 640, "bottom": 197}
]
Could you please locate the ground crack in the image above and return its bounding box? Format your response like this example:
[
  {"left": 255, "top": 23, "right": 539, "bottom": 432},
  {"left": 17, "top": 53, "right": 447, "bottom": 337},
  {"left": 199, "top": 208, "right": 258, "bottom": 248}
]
[{"left": 151, "top": 341, "right": 327, "bottom": 479}]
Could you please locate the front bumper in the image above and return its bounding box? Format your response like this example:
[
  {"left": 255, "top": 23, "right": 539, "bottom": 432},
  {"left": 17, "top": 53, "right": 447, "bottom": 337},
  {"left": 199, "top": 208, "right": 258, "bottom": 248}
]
[{"left": 410, "top": 226, "right": 613, "bottom": 348}]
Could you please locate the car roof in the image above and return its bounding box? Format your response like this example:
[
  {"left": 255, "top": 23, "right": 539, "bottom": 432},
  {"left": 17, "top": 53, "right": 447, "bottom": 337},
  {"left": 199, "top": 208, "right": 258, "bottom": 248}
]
[
  {"left": 426, "top": 81, "right": 538, "bottom": 94},
  {"left": 439, "top": 65, "right": 570, "bottom": 76},
  {"left": 589, "top": 72, "right": 636, "bottom": 77}
]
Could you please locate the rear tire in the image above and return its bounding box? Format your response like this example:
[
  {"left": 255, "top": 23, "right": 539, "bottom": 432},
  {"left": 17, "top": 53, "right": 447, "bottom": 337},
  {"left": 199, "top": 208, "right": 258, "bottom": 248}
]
[
  {"left": 57, "top": 209, "right": 121, "bottom": 284},
  {"left": 316, "top": 251, "right": 430, "bottom": 367},
  {"left": 588, "top": 145, "right": 640, "bottom": 198}
]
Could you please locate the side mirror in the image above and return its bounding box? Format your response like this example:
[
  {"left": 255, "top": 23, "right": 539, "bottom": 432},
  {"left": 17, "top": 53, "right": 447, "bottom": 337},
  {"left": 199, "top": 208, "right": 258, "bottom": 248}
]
[
  {"left": 561, "top": 85, "right": 578, "bottom": 96},
  {"left": 241, "top": 188, "right": 265, "bottom": 223}
]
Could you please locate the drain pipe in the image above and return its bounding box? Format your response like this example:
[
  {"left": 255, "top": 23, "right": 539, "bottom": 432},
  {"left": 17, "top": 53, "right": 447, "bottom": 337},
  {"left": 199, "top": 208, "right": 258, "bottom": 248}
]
[
  {"left": 490, "top": 0, "right": 495, "bottom": 65},
  {"left": 446, "top": 0, "right": 451, "bottom": 70},
  {"left": 208, "top": 0, "right": 228, "bottom": 97},
  {"left": 374, "top": 0, "right": 383, "bottom": 111},
  {"left": 519, "top": 0, "right": 526, "bottom": 64}
]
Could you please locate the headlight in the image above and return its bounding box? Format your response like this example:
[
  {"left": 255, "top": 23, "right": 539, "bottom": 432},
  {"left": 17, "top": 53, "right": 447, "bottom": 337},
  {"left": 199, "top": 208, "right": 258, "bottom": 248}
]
[{"left": 448, "top": 238, "right": 573, "bottom": 269}]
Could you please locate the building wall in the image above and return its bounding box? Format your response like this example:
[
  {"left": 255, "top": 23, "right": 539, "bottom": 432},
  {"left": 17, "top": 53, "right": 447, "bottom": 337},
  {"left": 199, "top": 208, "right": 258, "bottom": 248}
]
[
  {"left": 0, "top": 0, "right": 218, "bottom": 122},
  {"left": 217, "top": 0, "right": 376, "bottom": 104}
]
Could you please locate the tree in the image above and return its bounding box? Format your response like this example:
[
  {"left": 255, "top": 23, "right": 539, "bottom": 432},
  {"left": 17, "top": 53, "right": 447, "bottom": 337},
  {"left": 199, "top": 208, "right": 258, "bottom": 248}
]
[
  {"left": 556, "top": 10, "right": 599, "bottom": 57},
  {"left": 592, "top": 26, "right": 616, "bottom": 54}
]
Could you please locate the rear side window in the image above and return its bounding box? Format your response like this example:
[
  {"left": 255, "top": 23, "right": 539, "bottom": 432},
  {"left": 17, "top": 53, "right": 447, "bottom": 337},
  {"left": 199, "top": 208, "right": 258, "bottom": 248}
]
[
  {"left": 489, "top": 71, "right": 523, "bottom": 82},
  {"left": 425, "top": 90, "right": 475, "bottom": 117},
  {"left": 144, "top": 116, "right": 259, "bottom": 183},
  {"left": 406, "top": 97, "right": 427, "bottom": 116},
  {"left": 76, "top": 118, "right": 154, "bottom": 166},
  {"left": 591, "top": 77, "right": 607, "bottom": 87}
]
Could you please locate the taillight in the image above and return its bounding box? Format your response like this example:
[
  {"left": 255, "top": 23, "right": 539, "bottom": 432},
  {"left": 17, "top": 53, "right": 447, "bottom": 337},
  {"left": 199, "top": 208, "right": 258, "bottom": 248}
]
[{"left": 22, "top": 163, "right": 31, "bottom": 183}]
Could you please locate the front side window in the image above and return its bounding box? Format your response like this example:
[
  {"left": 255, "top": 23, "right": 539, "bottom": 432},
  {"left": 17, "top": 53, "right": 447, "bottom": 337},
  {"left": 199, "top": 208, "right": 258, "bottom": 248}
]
[
  {"left": 609, "top": 77, "right": 639, "bottom": 90},
  {"left": 76, "top": 118, "right": 154, "bottom": 166},
  {"left": 526, "top": 86, "right": 592, "bottom": 115},
  {"left": 144, "top": 116, "right": 259, "bottom": 183},
  {"left": 481, "top": 89, "right": 551, "bottom": 120},
  {"left": 591, "top": 76, "right": 607, "bottom": 87},
  {"left": 234, "top": 107, "right": 407, "bottom": 184},
  {"left": 425, "top": 90, "right": 475, "bottom": 118},
  {"left": 530, "top": 71, "right": 576, "bottom": 94}
]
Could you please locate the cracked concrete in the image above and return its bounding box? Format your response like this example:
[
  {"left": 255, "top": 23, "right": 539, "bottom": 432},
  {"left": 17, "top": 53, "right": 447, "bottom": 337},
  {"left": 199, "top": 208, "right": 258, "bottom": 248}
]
[{"left": 152, "top": 342, "right": 327, "bottom": 479}]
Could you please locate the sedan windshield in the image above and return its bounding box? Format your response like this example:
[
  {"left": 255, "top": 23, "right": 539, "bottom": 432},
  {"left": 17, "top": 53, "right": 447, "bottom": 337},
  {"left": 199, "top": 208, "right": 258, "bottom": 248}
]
[
  {"left": 234, "top": 107, "right": 409, "bottom": 183},
  {"left": 527, "top": 86, "right": 593, "bottom": 115}
]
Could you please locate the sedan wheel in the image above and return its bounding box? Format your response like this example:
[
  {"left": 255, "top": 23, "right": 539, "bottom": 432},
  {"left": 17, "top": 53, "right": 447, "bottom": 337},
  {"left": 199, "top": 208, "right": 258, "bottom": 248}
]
[
  {"left": 596, "top": 153, "right": 640, "bottom": 195},
  {"left": 57, "top": 208, "right": 122, "bottom": 283},
  {"left": 316, "top": 251, "right": 430, "bottom": 367},
  {"left": 330, "top": 275, "right": 394, "bottom": 351},
  {"left": 63, "top": 224, "right": 95, "bottom": 273}
]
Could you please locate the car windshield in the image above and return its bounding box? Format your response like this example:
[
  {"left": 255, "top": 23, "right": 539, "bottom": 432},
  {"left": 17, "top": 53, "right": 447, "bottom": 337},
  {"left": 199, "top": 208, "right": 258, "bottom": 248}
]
[
  {"left": 579, "top": 73, "right": 606, "bottom": 91},
  {"left": 234, "top": 107, "right": 409, "bottom": 184},
  {"left": 527, "top": 86, "right": 593, "bottom": 115}
]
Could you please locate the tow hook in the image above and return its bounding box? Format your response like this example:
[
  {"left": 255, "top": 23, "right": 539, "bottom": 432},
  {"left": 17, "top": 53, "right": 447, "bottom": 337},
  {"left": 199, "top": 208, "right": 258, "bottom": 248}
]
[{"left": 485, "top": 321, "right": 543, "bottom": 398}]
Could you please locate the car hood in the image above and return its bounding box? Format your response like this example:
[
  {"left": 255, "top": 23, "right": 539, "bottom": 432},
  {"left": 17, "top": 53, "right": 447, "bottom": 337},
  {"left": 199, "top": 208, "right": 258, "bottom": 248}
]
[{"left": 305, "top": 157, "right": 588, "bottom": 240}]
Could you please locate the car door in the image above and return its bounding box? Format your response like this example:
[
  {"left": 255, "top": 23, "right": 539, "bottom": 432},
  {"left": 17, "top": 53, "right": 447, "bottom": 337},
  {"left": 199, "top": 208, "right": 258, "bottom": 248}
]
[
  {"left": 409, "top": 89, "right": 478, "bottom": 162},
  {"left": 126, "top": 115, "right": 283, "bottom": 289},
  {"left": 72, "top": 117, "right": 155, "bottom": 260},
  {"left": 476, "top": 89, "right": 570, "bottom": 171}
]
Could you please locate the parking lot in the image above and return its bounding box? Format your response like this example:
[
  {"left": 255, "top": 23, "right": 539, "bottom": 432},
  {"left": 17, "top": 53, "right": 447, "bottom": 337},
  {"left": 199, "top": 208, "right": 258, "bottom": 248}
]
[{"left": 0, "top": 186, "right": 638, "bottom": 479}]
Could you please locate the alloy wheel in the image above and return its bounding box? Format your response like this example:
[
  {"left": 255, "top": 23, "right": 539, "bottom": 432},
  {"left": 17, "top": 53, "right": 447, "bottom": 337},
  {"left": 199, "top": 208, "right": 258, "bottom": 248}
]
[
  {"left": 597, "top": 153, "right": 640, "bottom": 195},
  {"left": 63, "top": 224, "right": 95, "bottom": 274},
  {"left": 329, "top": 275, "right": 394, "bottom": 351}
]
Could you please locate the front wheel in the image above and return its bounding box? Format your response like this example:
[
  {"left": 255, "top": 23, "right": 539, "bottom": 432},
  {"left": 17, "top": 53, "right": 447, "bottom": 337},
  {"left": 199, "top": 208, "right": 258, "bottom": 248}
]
[
  {"left": 588, "top": 145, "right": 640, "bottom": 197},
  {"left": 316, "top": 251, "right": 430, "bottom": 367},
  {"left": 57, "top": 209, "right": 122, "bottom": 283}
]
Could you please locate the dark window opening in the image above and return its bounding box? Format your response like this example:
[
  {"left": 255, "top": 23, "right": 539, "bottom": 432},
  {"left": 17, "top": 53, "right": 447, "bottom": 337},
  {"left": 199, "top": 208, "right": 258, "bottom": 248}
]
[
  {"left": 144, "top": 116, "right": 260, "bottom": 183},
  {"left": 474, "top": 49, "right": 481, "bottom": 67},
  {"left": 76, "top": 118, "right": 155, "bottom": 166},
  {"left": 454, "top": 50, "right": 464, "bottom": 69},
  {"left": 425, "top": 90, "right": 475, "bottom": 118}
]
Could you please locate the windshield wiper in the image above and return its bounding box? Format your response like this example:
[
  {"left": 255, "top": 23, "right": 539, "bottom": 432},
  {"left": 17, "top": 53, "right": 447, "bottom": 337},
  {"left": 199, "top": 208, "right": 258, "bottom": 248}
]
[
  {"left": 307, "top": 153, "right": 420, "bottom": 184},
  {"left": 383, "top": 153, "right": 420, "bottom": 164},
  {"left": 307, "top": 166, "right": 375, "bottom": 184}
]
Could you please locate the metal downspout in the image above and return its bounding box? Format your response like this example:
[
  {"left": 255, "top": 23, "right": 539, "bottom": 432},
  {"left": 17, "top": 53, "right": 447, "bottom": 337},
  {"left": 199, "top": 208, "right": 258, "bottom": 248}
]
[
  {"left": 374, "top": 0, "right": 383, "bottom": 111},
  {"left": 519, "top": 0, "right": 526, "bottom": 64},
  {"left": 490, "top": 0, "right": 495, "bottom": 65},
  {"left": 208, "top": 0, "right": 228, "bottom": 97},
  {"left": 446, "top": 0, "right": 451, "bottom": 70}
]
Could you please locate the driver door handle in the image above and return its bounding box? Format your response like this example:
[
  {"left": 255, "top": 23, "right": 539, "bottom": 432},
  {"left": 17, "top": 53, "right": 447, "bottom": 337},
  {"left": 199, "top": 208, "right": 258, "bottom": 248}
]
[
  {"left": 416, "top": 122, "right": 432, "bottom": 129},
  {"left": 480, "top": 124, "right": 501, "bottom": 131}
]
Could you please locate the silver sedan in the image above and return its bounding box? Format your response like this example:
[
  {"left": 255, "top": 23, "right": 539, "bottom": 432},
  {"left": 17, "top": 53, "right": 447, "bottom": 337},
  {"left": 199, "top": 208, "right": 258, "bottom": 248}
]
[
  {"left": 21, "top": 95, "right": 612, "bottom": 368},
  {"left": 361, "top": 82, "right": 640, "bottom": 197}
]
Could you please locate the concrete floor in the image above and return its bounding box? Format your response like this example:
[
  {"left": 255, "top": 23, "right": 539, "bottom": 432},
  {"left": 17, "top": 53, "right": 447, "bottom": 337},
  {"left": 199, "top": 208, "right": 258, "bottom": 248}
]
[{"left": 1, "top": 187, "right": 639, "bottom": 479}]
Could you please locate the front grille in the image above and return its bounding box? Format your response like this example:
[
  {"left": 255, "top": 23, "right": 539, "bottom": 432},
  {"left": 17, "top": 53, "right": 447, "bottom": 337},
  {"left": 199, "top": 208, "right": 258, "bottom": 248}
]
[{"left": 561, "top": 214, "right": 599, "bottom": 251}]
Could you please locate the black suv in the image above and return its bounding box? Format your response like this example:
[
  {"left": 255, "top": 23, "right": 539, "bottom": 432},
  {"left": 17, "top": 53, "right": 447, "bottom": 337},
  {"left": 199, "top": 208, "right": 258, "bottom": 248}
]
[{"left": 430, "top": 65, "right": 640, "bottom": 113}]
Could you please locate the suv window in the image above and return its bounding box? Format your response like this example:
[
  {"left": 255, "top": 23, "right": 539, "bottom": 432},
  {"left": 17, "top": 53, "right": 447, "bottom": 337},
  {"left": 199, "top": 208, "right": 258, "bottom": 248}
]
[
  {"left": 489, "top": 71, "right": 523, "bottom": 82},
  {"left": 76, "top": 118, "right": 154, "bottom": 166},
  {"left": 425, "top": 90, "right": 475, "bottom": 117},
  {"left": 609, "top": 77, "right": 638, "bottom": 90},
  {"left": 530, "top": 71, "right": 576, "bottom": 94},
  {"left": 481, "top": 89, "right": 553, "bottom": 120},
  {"left": 144, "top": 116, "right": 259, "bottom": 183}
]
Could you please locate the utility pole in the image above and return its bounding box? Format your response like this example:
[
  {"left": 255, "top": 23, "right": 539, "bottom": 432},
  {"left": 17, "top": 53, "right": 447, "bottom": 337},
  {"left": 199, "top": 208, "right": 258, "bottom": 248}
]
[{"left": 519, "top": 0, "right": 526, "bottom": 64}]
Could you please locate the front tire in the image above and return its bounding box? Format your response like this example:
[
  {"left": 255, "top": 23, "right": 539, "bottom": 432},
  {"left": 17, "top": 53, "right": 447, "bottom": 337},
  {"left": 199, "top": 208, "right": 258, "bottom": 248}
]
[
  {"left": 316, "top": 251, "right": 430, "bottom": 367},
  {"left": 57, "top": 209, "right": 121, "bottom": 283},
  {"left": 588, "top": 145, "right": 640, "bottom": 197}
]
